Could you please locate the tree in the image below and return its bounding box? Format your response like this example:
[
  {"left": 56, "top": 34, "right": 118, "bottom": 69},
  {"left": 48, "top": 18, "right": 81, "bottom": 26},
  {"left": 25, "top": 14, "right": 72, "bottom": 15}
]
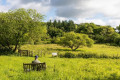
[
  {"left": 0, "top": 8, "right": 44, "bottom": 52},
  {"left": 76, "top": 23, "right": 97, "bottom": 39},
  {"left": 66, "top": 20, "right": 75, "bottom": 32},
  {"left": 96, "top": 26, "right": 115, "bottom": 43},
  {"left": 116, "top": 25, "right": 120, "bottom": 33},
  {"left": 53, "top": 19, "right": 57, "bottom": 27},
  {"left": 57, "top": 32, "right": 94, "bottom": 51},
  {"left": 76, "top": 23, "right": 95, "bottom": 34},
  {"left": 47, "top": 27, "right": 64, "bottom": 38},
  {"left": 76, "top": 23, "right": 116, "bottom": 43},
  {"left": 47, "top": 20, "right": 53, "bottom": 29}
]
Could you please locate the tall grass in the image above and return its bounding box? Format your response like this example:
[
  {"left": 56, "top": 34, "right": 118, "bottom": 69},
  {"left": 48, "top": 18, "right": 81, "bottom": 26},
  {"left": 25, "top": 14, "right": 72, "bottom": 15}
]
[
  {"left": 20, "top": 44, "right": 120, "bottom": 58},
  {"left": 1, "top": 56, "right": 120, "bottom": 80},
  {"left": 1, "top": 44, "right": 120, "bottom": 79}
]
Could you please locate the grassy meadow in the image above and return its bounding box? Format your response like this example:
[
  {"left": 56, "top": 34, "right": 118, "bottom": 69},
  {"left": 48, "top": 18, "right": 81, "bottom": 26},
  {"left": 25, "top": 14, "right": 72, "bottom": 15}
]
[
  {"left": 1, "top": 44, "right": 120, "bottom": 80},
  {"left": 21, "top": 44, "right": 120, "bottom": 58}
]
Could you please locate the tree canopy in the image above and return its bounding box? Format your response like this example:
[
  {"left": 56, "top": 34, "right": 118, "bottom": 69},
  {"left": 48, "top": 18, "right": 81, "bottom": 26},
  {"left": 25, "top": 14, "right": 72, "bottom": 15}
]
[
  {"left": 57, "top": 32, "right": 94, "bottom": 51},
  {"left": 0, "top": 8, "right": 44, "bottom": 52}
]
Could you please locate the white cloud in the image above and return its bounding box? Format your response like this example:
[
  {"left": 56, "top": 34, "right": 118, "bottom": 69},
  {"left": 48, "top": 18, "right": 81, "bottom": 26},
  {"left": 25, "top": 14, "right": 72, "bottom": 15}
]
[
  {"left": 1, "top": 0, "right": 120, "bottom": 27},
  {"left": 50, "top": 0, "right": 120, "bottom": 19},
  {"left": 85, "top": 0, "right": 120, "bottom": 18},
  {"left": 0, "top": 5, "right": 10, "bottom": 12},
  {"left": 50, "top": 0, "right": 120, "bottom": 27},
  {"left": 74, "top": 18, "right": 106, "bottom": 26},
  {"left": 49, "top": 16, "right": 68, "bottom": 22},
  {"left": 108, "top": 19, "right": 120, "bottom": 27},
  {"left": 5, "top": 0, "right": 50, "bottom": 14},
  {"left": 7, "top": 0, "right": 20, "bottom": 6},
  {"left": 15, "top": 2, "right": 50, "bottom": 14}
]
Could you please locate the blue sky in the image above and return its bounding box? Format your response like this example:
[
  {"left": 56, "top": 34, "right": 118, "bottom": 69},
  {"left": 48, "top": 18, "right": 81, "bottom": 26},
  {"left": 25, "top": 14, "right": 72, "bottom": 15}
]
[
  {"left": 1, "top": 0, "right": 6, "bottom": 5},
  {"left": 0, "top": 0, "right": 120, "bottom": 27}
]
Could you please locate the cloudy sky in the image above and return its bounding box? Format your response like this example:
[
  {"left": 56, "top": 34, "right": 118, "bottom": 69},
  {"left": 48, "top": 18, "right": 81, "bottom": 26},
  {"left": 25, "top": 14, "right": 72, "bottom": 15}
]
[{"left": 0, "top": 0, "right": 120, "bottom": 27}]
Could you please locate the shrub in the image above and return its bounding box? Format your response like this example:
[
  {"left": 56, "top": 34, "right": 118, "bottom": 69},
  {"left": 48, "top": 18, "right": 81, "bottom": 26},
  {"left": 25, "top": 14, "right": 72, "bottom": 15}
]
[
  {"left": 100, "top": 54, "right": 109, "bottom": 58},
  {"left": 58, "top": 52, "right": 120, "bottom": 59},
  {"left": 58, "top": 53, "right": 64, "bottom": 58},
  {"left": 77, "top": 52, "right": 97, "bottom": 58},
  {"left": 64, "top": 52, "right": 76, "bottom": 58}
]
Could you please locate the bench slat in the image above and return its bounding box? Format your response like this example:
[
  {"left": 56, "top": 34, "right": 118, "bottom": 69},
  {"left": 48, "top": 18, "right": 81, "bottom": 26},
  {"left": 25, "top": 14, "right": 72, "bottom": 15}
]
[{"left": 23, "top": 62, "right": 46, "bottom": 72}]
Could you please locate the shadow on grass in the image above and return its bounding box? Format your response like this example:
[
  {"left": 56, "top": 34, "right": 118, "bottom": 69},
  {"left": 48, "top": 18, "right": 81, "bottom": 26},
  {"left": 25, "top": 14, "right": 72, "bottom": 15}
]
[{"left": 53, "top": 48, "right": 85, "bottom": 52}]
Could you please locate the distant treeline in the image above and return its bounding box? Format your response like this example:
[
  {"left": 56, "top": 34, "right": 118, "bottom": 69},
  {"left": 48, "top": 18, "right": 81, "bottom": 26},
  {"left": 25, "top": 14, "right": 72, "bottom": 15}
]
[{"left": 47, "top": 20, "right": 120, "bottom": 46}]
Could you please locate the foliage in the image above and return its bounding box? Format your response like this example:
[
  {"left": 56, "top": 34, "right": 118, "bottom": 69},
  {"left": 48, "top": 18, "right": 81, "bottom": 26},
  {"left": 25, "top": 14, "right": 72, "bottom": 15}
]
[
  {"left": 47, "top": 20, "right": 76, "bottom": 32},
  {"left": 76, "top": 23, "right": 96, "bottom": 34},
  {"left": 57, "top": 32, "right": 94, "bottom": 51},
  {"left": 0, "top": 8, "right": 44, "bottom": 52},
  {"left": 46, "top": 20, "right": 120, "bottom": 46},
  {"left": 116, "top": 25, "right": 120, "bottom": 33},
  {"left": 96, "top": 26, "right": 115, "bottom": 43},
  {"left": 63, "top": 52, "right": 76, "bottom": 58},
  {"left": 59, "top": 52, "right": 120, "bottom": 59},
  {"left": 47, "top": 27, "right": 64, "bottom": 38},
  {"left": 46, "top": 21, "right": 120, "bottom": 46},
  {"left": 75, "top": 23, "right": 120, "bottom": 46}
]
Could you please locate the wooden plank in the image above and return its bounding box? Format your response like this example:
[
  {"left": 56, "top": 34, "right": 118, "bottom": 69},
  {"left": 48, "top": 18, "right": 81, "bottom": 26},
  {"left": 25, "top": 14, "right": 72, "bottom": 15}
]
[
  {"left": 19, "top": 50, "right": 34, "bottom": 57},
  {"left": 23, "top": 62, "right": 46, "bottom": 72},
  {"left": 23, "top": 62, "right": 45, "bottom": 65}
]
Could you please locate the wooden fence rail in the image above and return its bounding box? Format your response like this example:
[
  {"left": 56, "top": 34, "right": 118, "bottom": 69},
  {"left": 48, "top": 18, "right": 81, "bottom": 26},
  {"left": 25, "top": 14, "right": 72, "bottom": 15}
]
[{"left": 18, "top": 49, "right": 33, "bottom": 56}]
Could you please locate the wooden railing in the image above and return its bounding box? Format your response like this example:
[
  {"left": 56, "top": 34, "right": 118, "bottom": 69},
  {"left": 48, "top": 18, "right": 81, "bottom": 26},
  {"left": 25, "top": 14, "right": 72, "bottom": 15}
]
[{"left": 18, "top": 49, "right": 33, "bottom": 56}]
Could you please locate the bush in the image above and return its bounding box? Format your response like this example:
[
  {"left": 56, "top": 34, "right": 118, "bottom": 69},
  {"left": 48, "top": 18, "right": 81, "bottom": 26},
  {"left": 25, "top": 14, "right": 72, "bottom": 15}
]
[
  {"left": 58, "top": 52, "right": 120, "bottom": 59},
  {"left": 64, "top": 52, "right": 76, "bottom": 58},
  {"left": 58, "top": 53, "right": 65, "bottom": 58},
  {"left": 59, "top": 52, "right": 76, "bottom": 58},
  {"left": 100, "top": 54, "right": 109, "bottom": 58},
  {"left": 77, "top": 52, "right": 97, "bottom": 58}
]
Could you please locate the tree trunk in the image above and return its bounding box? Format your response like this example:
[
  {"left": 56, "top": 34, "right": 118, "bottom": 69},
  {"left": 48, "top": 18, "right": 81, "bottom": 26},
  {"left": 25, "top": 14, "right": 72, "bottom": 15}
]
[
  {"left": 13, "top": 34, "right": 20, "bottom": 52},
  {"left": 13, "top": 44, "right": 18, "bottom": 52},
  {"left": 72, "top": 46, "right": 79, "bottom": 51},
  {"left": 13, "top": 40, "right": 19, "bottom": 52},
  {"left": 70, "top": 46, "right": 73, "bottom": 50}
]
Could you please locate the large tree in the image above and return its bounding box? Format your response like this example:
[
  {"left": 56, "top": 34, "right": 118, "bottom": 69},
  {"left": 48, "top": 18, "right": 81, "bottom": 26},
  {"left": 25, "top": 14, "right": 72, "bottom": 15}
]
[
  {"left": 0, "top": 8, "right": 44, "bottom": 52},
  {"left": 57, "top": 32, "right": 94, "bottom": 51}
]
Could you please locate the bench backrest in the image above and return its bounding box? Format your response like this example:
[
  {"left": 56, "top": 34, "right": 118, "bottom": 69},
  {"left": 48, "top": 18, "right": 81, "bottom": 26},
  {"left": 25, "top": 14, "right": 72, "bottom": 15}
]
[{"left": 23, "top": 62, "right": 46, "bottom": 72}]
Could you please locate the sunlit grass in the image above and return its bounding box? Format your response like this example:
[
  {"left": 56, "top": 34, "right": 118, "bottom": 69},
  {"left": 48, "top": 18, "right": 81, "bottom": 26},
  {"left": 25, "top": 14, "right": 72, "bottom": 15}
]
[
  {"left": 1, "top": 56, "right": 120, "bottom": 80},
  {"left": 21, "top": 44, "right": 120, "bottom": 57},
  {"left": 1, "top": 44, "right": 120, "bottom": 80}
]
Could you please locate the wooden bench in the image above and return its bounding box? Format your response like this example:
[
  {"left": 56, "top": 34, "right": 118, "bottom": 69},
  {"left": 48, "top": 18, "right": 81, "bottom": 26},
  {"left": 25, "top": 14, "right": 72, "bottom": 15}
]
[{"left": 23, "top": 62, "right": 46, "bottom": 72}]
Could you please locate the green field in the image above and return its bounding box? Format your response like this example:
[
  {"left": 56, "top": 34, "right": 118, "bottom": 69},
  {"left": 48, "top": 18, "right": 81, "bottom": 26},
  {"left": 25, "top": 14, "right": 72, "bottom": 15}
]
[
  {"left": 1, "top": 44, "right": 120, "bottom": 80},
  {"left": 21, "top": 44, "right": 120, "bottom": 58}
]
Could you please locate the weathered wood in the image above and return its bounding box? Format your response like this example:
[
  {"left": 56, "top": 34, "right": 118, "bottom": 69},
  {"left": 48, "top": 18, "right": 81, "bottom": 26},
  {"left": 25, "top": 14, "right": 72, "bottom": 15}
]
[
  {"left": 18, "top": 49, "right": 33, "bottom": 56},
  {"left": 23, "top": 62, "right": 46, "bottom": 72}
]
